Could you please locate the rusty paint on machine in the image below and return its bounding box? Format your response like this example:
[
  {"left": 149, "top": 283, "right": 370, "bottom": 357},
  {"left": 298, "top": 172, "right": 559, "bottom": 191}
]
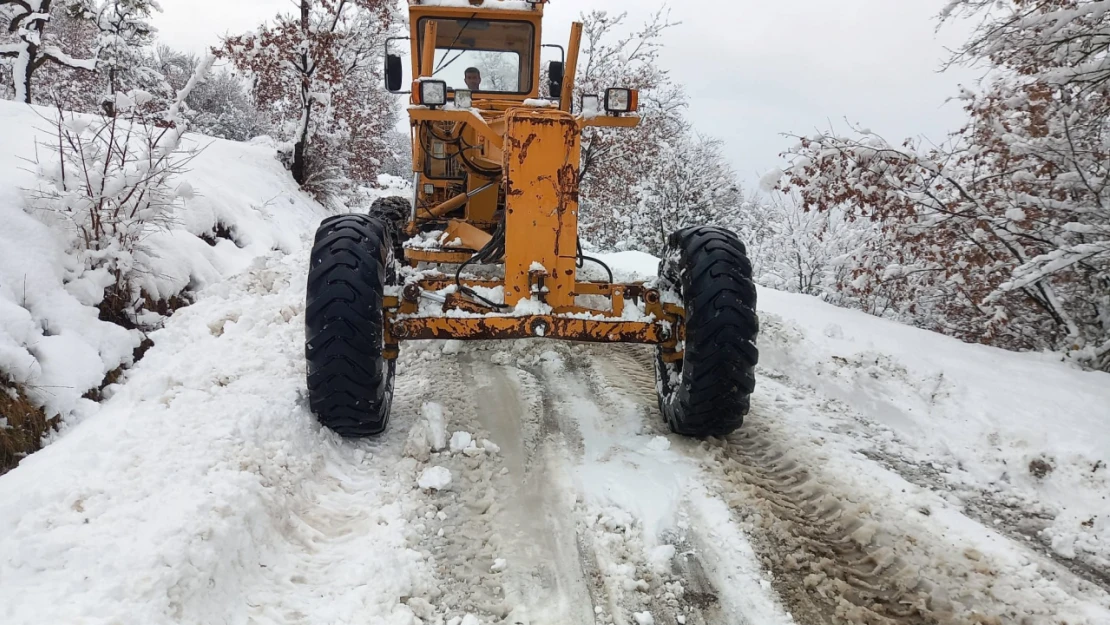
[{"left": 390, "top": 315, "right": 668, "bottom": 344}]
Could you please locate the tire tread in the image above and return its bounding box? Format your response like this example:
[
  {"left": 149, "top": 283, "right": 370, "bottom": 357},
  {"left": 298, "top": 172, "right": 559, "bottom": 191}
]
[
  {"left": 305, "top": 214, "right": 395, "bottom": 437},
  {"left": 656, "top": 227, "right": 760, "bottom": 437}
]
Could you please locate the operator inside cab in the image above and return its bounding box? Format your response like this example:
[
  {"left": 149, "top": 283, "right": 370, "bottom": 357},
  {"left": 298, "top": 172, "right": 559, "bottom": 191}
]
[
  {"left": 464, "top": 67, "right": 482, "bottom": 91},
  {"left": 419, "top": 17, "right": 532, "bottom": 95}
]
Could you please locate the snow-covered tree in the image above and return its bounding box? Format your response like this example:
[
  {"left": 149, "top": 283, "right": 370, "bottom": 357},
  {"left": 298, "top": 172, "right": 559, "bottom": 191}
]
[
  {"left": 571, "top": 10, "right": 749, "bottom": 255},
  {"left": 736, "top": 192, "right": 882, "bottom": 309},
  {"left": 27, "top": 56, "right": 214, "bottom": 326},
  {"left": 473, "top": 50, "right": 518, "bottom": 92},
  {"left": 28, "top": 1, "right": 104, "bottom": 112},
  {"left": 575, "top": 10, "right": 684, "bottom": 196},
  {"left": 217, "top": 0, "right": 398, "bottom": 199},
  {"left": 157, "top": 46, "right": 267, "bottom": 141},
  {"left": 617, "top": 133, "right": 744, "bottom": 256},
  {"left": 78, "top": 0, "right": 166, "bottom": 114},
  {"left": 777, "top": 1, "right": 1110, "bottom": 370},
  {"left": 0, "top": 0, "right": 96, "bottom": 103},
  {"left": 575, "top": 10, "right": 698, "bottom": 249}
]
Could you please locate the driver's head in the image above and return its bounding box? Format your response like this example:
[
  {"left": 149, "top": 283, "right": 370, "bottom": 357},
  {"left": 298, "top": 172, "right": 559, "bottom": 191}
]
[{"left": 464, "top": 67, "right": 481, "bottom": 91}]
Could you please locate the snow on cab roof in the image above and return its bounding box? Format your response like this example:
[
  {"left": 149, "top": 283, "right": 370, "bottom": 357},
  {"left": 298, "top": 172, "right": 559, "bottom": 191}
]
[{"left": 409, "top": 0, "right": 540, "bottom": 11}]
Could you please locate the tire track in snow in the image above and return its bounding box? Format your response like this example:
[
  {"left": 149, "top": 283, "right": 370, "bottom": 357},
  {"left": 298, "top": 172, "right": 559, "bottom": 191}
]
[
  {"left": 237, "top": 434, "right": 426, "bottom": 625},
  {"left": 395, "top": 343, "right": 777, "bottom": 625},
  {"left": 857, "top": 447, "right": 1110, "bottom": 593},
  {"left": 536, "top": 347, "right": 742, "bottom": 625},
  {"left": 461, "top": 354, "right": 598, "bottom": 625},
  {"left": 392, "top": 346, "right": 599, "bottom": 624},
  {"left": 587, "top": 345, "right": 1110, "bottom": 625},
  {"left": 391, "top": 349, "right": 517, "bottom": 622},
  {"left": 576, "top": 345, "right": 796, "bottom": 625}
]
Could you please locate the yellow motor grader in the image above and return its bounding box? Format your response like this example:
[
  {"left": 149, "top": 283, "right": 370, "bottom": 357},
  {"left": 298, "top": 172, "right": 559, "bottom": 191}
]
[{"left": 305, "top": 0, "right": 759, "bottom": 438}]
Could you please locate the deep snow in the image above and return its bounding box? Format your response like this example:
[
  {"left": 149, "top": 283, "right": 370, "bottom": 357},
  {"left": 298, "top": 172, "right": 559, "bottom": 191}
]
[
  {"left": 600, "top": 250, "right": 1110, "bottom": 578},
  {"left": 0, "top": 100, "right": 328, "bottom": 426},
  {"left": 1, "top": 101, "right": 1109, "bottom": 624}
]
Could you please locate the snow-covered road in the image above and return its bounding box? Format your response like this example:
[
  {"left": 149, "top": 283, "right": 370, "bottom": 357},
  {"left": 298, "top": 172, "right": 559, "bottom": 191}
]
[{"left": 2, "top": 241, "right": 1109, "bottom": 625}]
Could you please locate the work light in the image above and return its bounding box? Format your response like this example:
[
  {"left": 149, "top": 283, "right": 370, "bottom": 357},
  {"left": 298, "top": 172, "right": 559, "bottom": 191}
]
[
  {"left": 604, "top": 88, "right": 638, "bottom": 114},
  {"left": 420, "top": 80, "right": 447, "bottom": 107},
  {"left": 454, "top": 89, "right": 472, "bottom": 109}
]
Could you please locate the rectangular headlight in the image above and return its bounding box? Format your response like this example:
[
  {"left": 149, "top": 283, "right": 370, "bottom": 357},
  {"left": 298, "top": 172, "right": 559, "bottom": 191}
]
[
  {"left": 420, "top": 80, "right": 447, "bottom": 107},
  {"left": 605, "top": 88, "right": 638, "bottom": 113},
  {"left": 454, "top": 89, "right": 472, "bottom": 109}
]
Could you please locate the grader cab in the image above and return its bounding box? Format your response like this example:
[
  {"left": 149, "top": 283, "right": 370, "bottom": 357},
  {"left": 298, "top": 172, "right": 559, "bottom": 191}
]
[{"left": 305, "top": 0, "right": 760, "bottom": 438}]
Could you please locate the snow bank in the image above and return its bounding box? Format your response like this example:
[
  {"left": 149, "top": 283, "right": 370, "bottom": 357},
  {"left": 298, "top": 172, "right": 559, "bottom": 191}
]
[
  {"left": 601, "top": 250, "right": 1110, "bottom": 570},
  {"left": 758, "top": 287, "right": 1110, "bottom": 569},
  {"left": 0, "top": 250, "right": 431, "bottom": 624},
  {"left": 0, "top": 100, "right": 326, "bottom": 426}
]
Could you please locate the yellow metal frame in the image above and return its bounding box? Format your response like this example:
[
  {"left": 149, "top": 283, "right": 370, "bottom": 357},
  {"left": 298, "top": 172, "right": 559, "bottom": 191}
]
[{"left": 393, "top": 0, "right": 677, "bottom": 360}]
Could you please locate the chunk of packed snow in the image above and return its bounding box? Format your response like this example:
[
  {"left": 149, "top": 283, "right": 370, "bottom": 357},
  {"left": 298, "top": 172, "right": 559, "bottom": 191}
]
[
  {"left": 449, "top": 431, "right": 473, "bottom": 453},
  {"left": 647, "top": 544, "right": 677, "bottom": 572},
  {"left": 418, "top": 466, "right": 452, "bottom": 491},
  {"left": 423, "top": 402, "right": 448, "bottom": 451},
  {"left": 404, "top": 420, "right": 433, "bottom": 462},
  {"left": 633, "top": 611, "right": 655, "bottom": 625}
]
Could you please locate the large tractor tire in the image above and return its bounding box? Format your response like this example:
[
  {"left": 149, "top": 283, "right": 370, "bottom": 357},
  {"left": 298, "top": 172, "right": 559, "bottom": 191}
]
[
  {"left": 655, "top": 227, "right": 759, "bottom": 438},
  {"left": 305, "top": 214, "right": 396, "bottom": 437}
]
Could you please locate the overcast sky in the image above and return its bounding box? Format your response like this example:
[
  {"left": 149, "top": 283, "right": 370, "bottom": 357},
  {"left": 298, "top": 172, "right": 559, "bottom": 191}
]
[{"left": 154, "top": 0, "right": 977, "bottom": 186}]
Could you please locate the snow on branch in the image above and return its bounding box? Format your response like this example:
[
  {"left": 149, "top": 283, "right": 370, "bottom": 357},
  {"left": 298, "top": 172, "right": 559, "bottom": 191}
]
[
  {"left": 1, "top": 0, "right": 97, "bottom": 102},
  {"left": 25, "top": 99, "right": 203, "bottom": 328},
  {"left": 39, "top": 44, "right": 96, "bottom": 70}
]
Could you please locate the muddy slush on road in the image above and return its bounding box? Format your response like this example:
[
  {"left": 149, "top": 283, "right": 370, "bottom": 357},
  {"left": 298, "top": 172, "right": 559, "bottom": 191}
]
[{"left": 383, "top": 338, "right": 1110, "bottom": 625}]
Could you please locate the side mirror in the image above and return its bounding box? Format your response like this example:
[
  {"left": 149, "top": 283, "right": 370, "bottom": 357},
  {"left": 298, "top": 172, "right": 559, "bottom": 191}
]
[
  {"left": 386, "top": 54, "right": 403, "bottom": 92},
  {"left": 548, "top": 61, "right": 564, "bottom": 98}
]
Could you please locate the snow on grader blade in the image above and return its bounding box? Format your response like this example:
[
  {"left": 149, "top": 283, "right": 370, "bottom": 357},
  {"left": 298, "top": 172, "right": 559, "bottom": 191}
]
[{"left": 305, "top": 0, "right": 759, "bottom": 439}]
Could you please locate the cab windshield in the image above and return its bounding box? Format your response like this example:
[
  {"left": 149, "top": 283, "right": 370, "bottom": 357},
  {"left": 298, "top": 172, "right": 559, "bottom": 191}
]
[{"left": 417, "top": 17, "right": 535, "bottom": 95}]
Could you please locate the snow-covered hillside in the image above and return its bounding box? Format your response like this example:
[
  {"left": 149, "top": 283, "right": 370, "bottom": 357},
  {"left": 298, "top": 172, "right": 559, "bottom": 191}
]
[
  {"left": 1, "top": 102, "right": 1109, "bottom": 624},
  {"left": 0, "top": 100, "right": 327, "bottom": 426}
]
